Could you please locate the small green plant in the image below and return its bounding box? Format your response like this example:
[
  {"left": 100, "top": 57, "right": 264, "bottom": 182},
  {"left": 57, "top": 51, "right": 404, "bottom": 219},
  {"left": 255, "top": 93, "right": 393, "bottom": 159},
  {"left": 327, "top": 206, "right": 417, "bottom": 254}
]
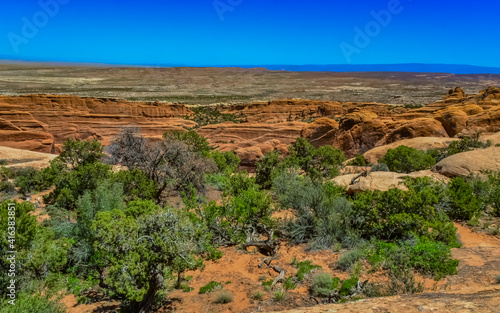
[
  {"left": 284, "top": 276, "right": 296, "bottom": 290},
  {"left": 332, "top": 242, "right": 343, "bottom": 252},
  {"left": 272, "top": 289, "right": 287, "bottom": 302},
  {"left": 0, "top": 181, "right": 15, "bottom": 194},
  {"left": 0, "top": 159, "right": 8, "bottom": 166},
  {"left": 262, "top": 279, "right": 273, "bottom": 291},
  {"left": 371, "top": 163, "right": 390, "bottom": 172},
  {"left": 347, "top": 154, "right": 368, "bottom": 166},
  {"left": 199, "top": 281, "right": 223, "bottom": 294},
  {"left": 180, "top": 283, "right": 194, "bottom": 293},
  {"left": 340, "top": 277, "right": 359, "bottom": 296},
  {"left": 337, "top": 249, "right": 365, "bottom": 271},
  {"left": 311, "top": 273, "right": 340, "bottom": 297},
  {"left": 350, "top": 260, "right": 363, "bottom": 279},
  {"left": 290, "top": 256, "right": 298, "bottom": 266},
  {"left": 296, "top": 260, "right": 322, "bottom": 281},
  {"left": 495, "top": 275, "right": 500, "bottom": 284},
  {"left": 252, "top": 290, "right": 264, "bottom": 301},
  {"left": 214, "top": 290, "right": 234, "bottom": 304}
]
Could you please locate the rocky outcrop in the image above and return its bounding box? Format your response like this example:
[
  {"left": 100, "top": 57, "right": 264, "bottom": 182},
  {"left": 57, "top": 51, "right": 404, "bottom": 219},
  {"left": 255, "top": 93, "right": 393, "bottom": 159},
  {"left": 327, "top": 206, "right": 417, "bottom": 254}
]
[
  {"left": 0, "top": 146, "right": 57, "bottom": 169},
  {"left": 333, "top": 119, "right": 389, "bottom": 157},
  {"left": 333, "top": 170, "right": 449, "bottom": 194},
  {"left": 0, "top": 94, "right": 194, "bottom": 153},
  {"left": 301, "top": 117, "right": 339, "bottom": 146},
  {"left": 433, "top": 147, "right": 500, "bottom": 177},
  {"left": 380, "top": 118, "right": 449, "bottom": 145},
  {"left": 199, "top": 122, "right": 303, "bottom": 167},
  {"left": 433, "top": 107, "right": 468, "bottom": 137}
]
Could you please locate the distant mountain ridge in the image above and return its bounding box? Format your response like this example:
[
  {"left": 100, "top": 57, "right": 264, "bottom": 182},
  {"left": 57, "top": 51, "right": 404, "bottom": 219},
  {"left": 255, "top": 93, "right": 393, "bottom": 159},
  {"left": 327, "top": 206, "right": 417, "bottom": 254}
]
[
  {"left": 0, "top": 58, "right": 499, "bottom": 74},
  {"left": 239, "top": 64, "right": 500, "bottom": 75}
]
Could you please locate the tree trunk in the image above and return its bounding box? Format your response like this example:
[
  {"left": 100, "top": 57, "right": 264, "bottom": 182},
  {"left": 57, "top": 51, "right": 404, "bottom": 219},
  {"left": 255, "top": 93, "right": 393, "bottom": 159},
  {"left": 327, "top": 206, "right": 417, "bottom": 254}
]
[{"left": 134, "top": 276, "right": 162, "bottom": 313}]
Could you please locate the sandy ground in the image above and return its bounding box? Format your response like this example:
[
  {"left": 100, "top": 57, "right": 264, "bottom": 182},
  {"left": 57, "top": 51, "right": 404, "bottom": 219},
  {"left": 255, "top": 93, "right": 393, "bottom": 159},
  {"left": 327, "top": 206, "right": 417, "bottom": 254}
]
[{"left": 55, "top": 221, "right": 500, "bottom": 313}]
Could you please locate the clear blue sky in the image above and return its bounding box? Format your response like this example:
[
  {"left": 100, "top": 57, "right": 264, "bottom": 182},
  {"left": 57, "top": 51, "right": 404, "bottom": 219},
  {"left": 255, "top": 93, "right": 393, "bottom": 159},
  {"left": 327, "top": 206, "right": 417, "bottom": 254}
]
[{"left": 0, "top": 0, "right": 499, "bottom": 67}]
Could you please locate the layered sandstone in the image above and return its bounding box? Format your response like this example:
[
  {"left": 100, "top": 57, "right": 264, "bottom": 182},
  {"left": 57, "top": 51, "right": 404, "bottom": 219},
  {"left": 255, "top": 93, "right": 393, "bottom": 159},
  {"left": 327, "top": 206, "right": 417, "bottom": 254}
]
[{"left": 0, "top": 94, "right": 194, "bottom": 153}]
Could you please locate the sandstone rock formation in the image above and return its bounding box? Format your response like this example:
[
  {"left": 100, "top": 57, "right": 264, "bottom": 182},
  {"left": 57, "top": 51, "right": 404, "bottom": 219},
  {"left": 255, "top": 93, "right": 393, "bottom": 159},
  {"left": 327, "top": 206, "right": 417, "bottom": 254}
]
[
  {"left": 0, "top": 146, "right": 56, "bottom": 169},
  {"left": 0, "top": 87, "right": 499, "bottom": 166},
  {"left": 0, "top": 94, "right": 194, "bottom": 153},
  {"left": 433, "top": 147, "right": 500, "bottom": 177},
  {"left": 333, "top": 170, "right": 450, "bottom": 194}
]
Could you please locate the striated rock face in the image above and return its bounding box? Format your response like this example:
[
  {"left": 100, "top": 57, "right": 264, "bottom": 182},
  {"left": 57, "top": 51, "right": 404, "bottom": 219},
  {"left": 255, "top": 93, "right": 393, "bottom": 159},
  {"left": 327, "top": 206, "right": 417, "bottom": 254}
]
[
  {"left": 198, "top": 122, "right": 303, "bottom": 167},
  {"left": 0, "top": 94, "right": 194, "bottom": 153},
  {"left": 434, "top": 147, "right": 500, "bottom": 177},
  {"left": 0, "top": 87, "right": 499, "bottom": 167},
  {"left": 301, "top": 117, "right": 339, "bottom": 146}
]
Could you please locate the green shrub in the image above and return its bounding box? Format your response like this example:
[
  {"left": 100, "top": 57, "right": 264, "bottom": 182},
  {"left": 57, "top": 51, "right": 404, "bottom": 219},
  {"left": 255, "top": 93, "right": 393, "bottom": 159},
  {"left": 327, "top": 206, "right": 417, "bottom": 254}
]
[
  {"left": 430, "top": 135, "right": 492, "bottom": 163},
  {"left": 210, "top": 150, "right": 240, "bottom": 175},
  {"left": 110, "top": 169, "right": 157, "bottom": 201},
  {"left": 255, "top": 150, "right": 282, "bottom": 189},
  {"left": 296, "top": 260, "right": 322, "bottom": 281},
  {"left": 337, "top": 249, "right": 365, "bottom": 271},
  {"left": 163, "top": 130, "right": 212, "bottom": 155},
  {"left": 0, "top": 159, "right": 8, "bottom": 166},
  {"left": 379, "top": 146, "right": 436, "bottom": 173},
  {"left": 0, "top": 181, "right": 15, "bottom": 194},
  {"left": 199, "top": 281, "right": 223, "bottom": 294},
  {"left": 371, "top": 163, "right": 390, "bottom": 172},
  {"left": 283, "top": 276, "right": 296, "bottom": 290},
  {"left": 252, "top": 290, "right": 264, "bottom": 301},
  {"left": 0, "top": 167, "right": 14, "bottom": 180},
  {"left": 202, "top": 183, "right": 274, "bottom": 245},
  {"left": 274, "top": 170, "right": 356, "bottom": 250},
  {"left": 272, "top": 289, "right": 287, "bottom": 302},
  {"left": 368, "top": 239, "right": 458, "bottom": 280},
  {"left": 445, "top": 177, "right": 481, "bottom": 220},
  {"left": 288, "top": 138, "right": 346, "bottom": 180},
  {"left": 339, "top": 277, "right": 358, "bottom": 296},
  {"left": 183, "top": 106, "right": 243, "bottom": 128},
  {"left": 311, "top": 273, "right": 339, "bottom": 297},
  {"left": 214, "top": 290, "right": 233, "bottom": 304},
  {"left": 347, "top": 154, "right": 367, "bottom": 166},
  {"left": 0, "top": 293, "right": 66, "bottom": 313},
  {"left": 352, "top": 177, "right": 459, "bottom": 247},
  {"left": 15, "top": 167, "right": 55, "bottom": 195}
]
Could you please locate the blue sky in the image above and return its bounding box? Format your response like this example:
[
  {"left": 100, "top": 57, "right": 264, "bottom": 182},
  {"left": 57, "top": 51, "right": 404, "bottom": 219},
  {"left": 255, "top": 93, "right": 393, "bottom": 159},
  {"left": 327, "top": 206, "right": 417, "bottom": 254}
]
[{"left": 0, "top": 0, "right": 499, "bottom": 67}]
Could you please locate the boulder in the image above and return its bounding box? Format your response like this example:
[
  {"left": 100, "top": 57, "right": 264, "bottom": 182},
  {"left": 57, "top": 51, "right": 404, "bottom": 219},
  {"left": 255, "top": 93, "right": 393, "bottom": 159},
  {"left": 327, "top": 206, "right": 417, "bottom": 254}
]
[
  {"left": 433, "top": 147, "right": 500, "bottom": 177},
  {"left": 433, "top": 107, "right": 469, "bottom": 137},
  {"left": 0, "top": 146, "right": 56, "bottom": 169},
  {"left": 333, "top": 170, "right": 449, "bottom": 195},
  {"left": 339, "top": 110, "right": 378, "bottom": 131},
  {"left": 380, "top": 118, "right": 449, "bottom": 145},
  {"left": 333, "top": 119, "right": 389, "bottom": 157},
  {"left": 465, "top": 106, "right": 500, "bottom": 133}
]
